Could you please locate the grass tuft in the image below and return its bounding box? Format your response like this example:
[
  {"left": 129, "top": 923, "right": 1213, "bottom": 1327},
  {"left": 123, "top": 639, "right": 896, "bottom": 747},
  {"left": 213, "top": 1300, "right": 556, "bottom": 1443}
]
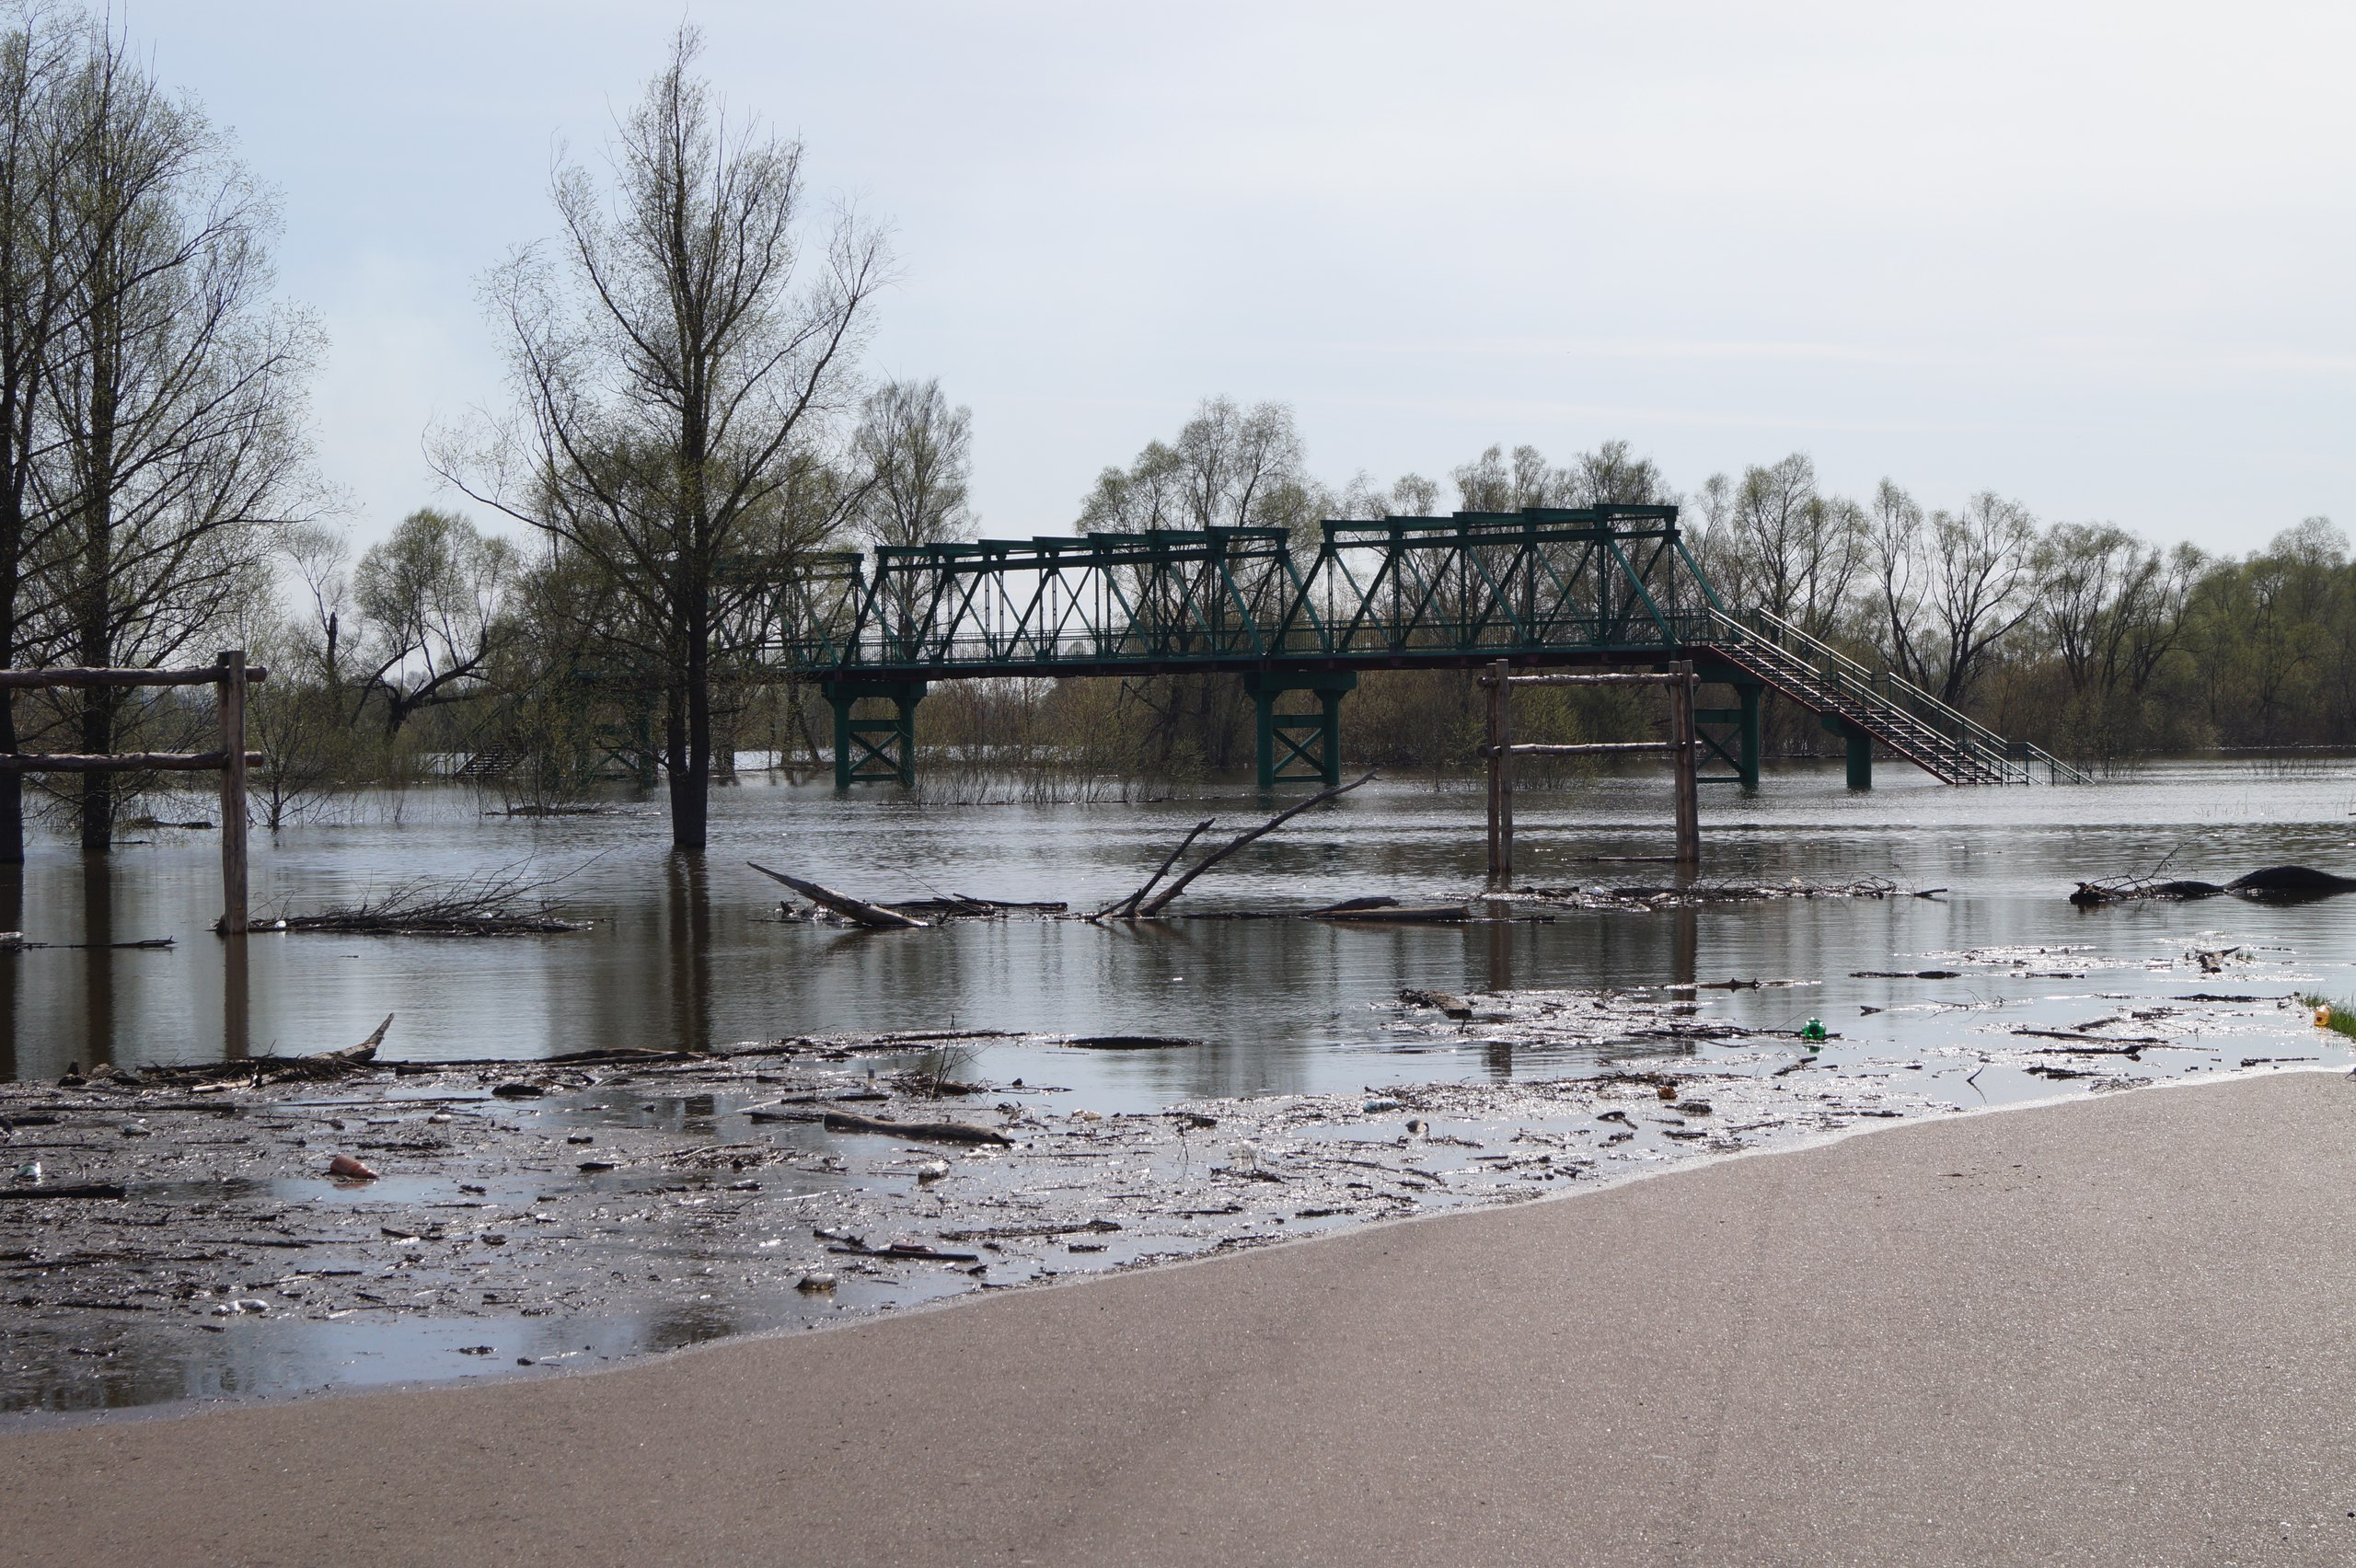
[{"left": 2298, "top": 995, "right": 2356, "bottom": 1042}]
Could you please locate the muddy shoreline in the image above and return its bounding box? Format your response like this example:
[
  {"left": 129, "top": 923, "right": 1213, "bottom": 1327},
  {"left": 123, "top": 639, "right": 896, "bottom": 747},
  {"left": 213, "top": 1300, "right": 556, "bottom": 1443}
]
[{"left": 3, "top": 934, "right": 2342, "bottom": 1420}]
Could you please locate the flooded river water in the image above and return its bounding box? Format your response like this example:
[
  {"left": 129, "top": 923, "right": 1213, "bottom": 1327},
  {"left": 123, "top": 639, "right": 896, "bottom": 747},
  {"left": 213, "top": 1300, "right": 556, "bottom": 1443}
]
[
  {"left": 4, "top": 756, "right": 2353, "bottom": 1419},
  {"left": 3, "top": 757, "right": 2350, "bottom": 1095}
]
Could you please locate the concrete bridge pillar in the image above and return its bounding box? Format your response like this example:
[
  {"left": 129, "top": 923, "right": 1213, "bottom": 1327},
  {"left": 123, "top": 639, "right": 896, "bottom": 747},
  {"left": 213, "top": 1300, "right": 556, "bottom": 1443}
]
[
  {"left": 823, "top": 679, "right": 927, "bottom": 789},
  {"left": 1242, "top": 670, "right": 1357, "bottom": 789}
]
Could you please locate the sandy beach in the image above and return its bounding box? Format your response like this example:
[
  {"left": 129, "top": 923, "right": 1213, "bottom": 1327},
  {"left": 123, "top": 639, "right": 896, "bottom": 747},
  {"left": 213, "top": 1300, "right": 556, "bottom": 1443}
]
[{"left": 6, "top": 1069, "right": 2355, "bottom": 1564}]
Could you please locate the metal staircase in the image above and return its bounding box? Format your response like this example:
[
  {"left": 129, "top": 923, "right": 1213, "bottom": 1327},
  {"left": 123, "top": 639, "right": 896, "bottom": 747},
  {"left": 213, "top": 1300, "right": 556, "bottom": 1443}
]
[{"left": 1699, "top": 607, "right": 2089, "bottom": 785}]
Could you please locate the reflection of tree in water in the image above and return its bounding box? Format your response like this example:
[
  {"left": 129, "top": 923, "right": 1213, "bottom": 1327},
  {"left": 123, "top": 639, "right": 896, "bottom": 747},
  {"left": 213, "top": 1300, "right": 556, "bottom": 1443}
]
[
  {"left": 79, "top": 858, "right": 113, "bottom": 1069},
  {"left": 0, "top": 864, "right": 17, "bottom": 1079},
  {"left": 222, "top": 935, "right": 250, "bottom": 1061},
  {"left": 664, "top": 855, "right": 711, "bottom": 1055}
]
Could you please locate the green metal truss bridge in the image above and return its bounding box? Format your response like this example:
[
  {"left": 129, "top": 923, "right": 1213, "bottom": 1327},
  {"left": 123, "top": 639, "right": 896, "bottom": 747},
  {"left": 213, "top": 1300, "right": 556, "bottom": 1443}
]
[{"left": 780, "top": 503, "right": 2086, "bottom": 790}]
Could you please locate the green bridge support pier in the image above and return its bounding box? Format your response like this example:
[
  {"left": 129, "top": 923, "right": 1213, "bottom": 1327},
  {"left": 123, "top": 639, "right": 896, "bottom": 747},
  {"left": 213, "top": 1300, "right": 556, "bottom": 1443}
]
[
  {"left": 825, "top": 679, "right": 926, "bottom": 789},
  {"left": 1242, "top": 670, "right": 1357, "bottom": 789},
  {"left": 1693, "top": 664, "right": 1763, "bottom": 791},
  {"left": 1822, "top": 712, "right": 1874, "bottom": 790}
]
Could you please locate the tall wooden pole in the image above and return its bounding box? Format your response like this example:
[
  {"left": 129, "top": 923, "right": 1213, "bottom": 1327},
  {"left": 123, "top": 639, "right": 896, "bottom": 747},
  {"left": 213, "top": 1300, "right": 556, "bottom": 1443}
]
[
  {"left": 1484, "top": 665, "right": 1499, "bottom": 882},
  {"left": 216, "top": 650, "right": 248, "bottom": 935},
  {"left": 1492, "top": 659, "right": 1513, "bottom": 888},
  {"left": 1670, "top": 659, "right": 1700, "bottom": 868}
]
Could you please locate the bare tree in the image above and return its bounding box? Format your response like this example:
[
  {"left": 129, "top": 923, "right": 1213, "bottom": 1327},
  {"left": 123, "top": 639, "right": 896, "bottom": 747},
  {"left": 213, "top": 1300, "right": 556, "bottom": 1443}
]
[
  {"left": 1565, "top": 439, "right": 1669, "bottom": 506},
  {"left": 1921, "top": 491, "right": 2036, "bottom": 704},
  {"left": 1078, "top": 398, "right": 1308, "bottom": 534},
  {"left": 348, "top": 507, "right": 516, "bottom": 736},
  {"left": 849, "top": 376, "right": 972, "bottom": 548},
  {"left": 441, "top": 25, "right": 888, "bottom": 850},
  {"left": 1720, "top": 454, "right": 1860, "bottom": 637},
  {"left": 1865, "top": 478, "right": 1933, "bottom": 686},
  {"left": 40, "top": 18, "right": 319, "bottom": 850}
]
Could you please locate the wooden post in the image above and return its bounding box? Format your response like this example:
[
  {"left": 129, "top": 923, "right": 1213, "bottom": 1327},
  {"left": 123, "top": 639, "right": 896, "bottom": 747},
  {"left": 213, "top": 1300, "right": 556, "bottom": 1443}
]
[
  {"left": 1479, "top": 659, "right": 1498, "bottom": 880},
  {"left": 1670, "top": 659, "right": 1700, "bottom": 868},
  {"left": 1489, "top": 659, "right": 1513, "bottom": 887},
  {"left": 216, "top": 649, "right": 248, "bottom": 935}
]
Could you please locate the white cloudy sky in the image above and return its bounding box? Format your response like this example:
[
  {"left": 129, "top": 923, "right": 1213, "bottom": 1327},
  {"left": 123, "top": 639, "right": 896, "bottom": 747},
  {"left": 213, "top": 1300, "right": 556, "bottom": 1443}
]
[{"left": 133, "top": 0, "right": 2356, "bottom": 556}]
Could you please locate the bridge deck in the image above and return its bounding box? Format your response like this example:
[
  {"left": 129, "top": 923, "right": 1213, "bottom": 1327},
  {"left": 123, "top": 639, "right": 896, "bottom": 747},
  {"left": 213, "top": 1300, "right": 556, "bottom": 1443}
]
[{"left": 780, "top": 507, "right": 2085, "bottom": 788}]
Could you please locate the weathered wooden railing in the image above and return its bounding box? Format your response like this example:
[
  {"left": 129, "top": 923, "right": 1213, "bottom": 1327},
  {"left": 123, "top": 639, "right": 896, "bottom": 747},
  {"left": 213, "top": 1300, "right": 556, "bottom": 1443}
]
[
  {"left": 0, "top": 650, "right": 266, "bottom": 932},
  {"left": 1480, "top": 660, "right": 1699, "bottom": 886}
]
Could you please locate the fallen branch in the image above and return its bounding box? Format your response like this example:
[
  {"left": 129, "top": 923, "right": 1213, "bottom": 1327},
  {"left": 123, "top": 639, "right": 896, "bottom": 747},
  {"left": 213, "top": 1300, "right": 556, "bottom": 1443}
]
[
  {"left": 1098, "top": 818, "right": 1214, "bottom": 919},
  {"left": 826, "top": 1241, "right": 981, "bottom": 1262},
  {"left": 261, "top": 857, "right": 596, "bottom": 935},
  {"left": 140, "top": 1015, "right": 396, "bottom": 1086},
  {"left": 1311, "top": 904, "right": 1467, "bottom": 924},
  {"left": 1138, "top": 770, "right": 1379, "bottom": 917},
  {"left": 937, "top": 1218, "right": 1122, "bottom": 1242},
  {"left": 746, "top": 863, "right": 928, "bottom": 928}
]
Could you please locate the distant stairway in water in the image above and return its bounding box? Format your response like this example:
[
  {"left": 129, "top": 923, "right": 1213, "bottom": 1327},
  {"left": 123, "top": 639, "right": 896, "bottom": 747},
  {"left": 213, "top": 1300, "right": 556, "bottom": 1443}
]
[
  {"left": 455, "top": 744, "right": 521, "bottom": 779},
  {"left": 1697, "top": 608, "right": 2089, "bottom": 786}
]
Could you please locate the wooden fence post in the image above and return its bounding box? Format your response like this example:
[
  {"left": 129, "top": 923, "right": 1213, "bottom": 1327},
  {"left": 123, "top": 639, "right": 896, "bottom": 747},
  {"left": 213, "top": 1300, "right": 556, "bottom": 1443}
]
[
  {"left": 1670, "top": 659, "right": 1700, "bottom": 867},
  {"left": 1489, "top": 659, "right": 1513, "bottom": 887},
  {"left": 216, "top": 649, "right": 248, "bottom": 935}
]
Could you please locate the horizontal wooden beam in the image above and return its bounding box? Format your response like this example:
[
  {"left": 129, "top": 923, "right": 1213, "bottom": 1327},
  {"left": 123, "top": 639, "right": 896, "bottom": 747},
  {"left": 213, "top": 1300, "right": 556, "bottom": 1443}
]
[
  {"left": 0, "top": 665, "right": 270, "bottom": 690},
  {"left": 0, "top": 750, "right": 265, "bottom": 773},
  {"left": 1479, "top": 741, "right": 1674, "bottom": 757},
  {"left": 1486, "top": 672, "right": 1687, "bottom": 687}
]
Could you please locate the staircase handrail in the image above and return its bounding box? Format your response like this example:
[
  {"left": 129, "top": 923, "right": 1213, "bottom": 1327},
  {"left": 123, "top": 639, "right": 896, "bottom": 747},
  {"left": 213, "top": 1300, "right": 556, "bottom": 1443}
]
[{"left": 1703, "top": 605, "right": 2021, "bottom": 770}]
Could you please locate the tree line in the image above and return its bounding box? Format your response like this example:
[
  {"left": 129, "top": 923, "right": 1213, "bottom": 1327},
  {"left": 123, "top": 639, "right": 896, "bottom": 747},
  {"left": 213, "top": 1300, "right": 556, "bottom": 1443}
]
[{"left": 2, "top": 9, "right": 2347, "bottom": 860}]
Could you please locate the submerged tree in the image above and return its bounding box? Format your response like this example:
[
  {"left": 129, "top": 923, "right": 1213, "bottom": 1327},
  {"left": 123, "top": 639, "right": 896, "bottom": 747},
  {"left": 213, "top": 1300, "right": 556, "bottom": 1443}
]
[{"left": 443, "top": 25, "right": 886, "bottom": 850}]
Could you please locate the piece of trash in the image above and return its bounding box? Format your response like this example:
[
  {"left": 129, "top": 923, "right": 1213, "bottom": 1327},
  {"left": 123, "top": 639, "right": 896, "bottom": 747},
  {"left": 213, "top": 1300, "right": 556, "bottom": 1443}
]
[
  {"left": 914, "top": 1159, "right": 950, "bottom": 1182},
  {"left": 566, "top": 1134, "right": 595, "bottom": 1145},
  {"left": 2317, "top": 1004, "right": 2336, "bottom": 1030},
  {"left": 1363, "top": 1098, "right": 1403, "bottom": 1113},
  {"left": 12, "top": 1161, "right": 38, "bottom": 1183},
  {"left": 1799, "top": 1019, "right": 1829, "bottom": 1043},
  {"left": 795, "top": 1271, "right": 837, "bottom": 1293},
  {"left": 327, "top": 1153, "right": 378, "bottom": 1181}
]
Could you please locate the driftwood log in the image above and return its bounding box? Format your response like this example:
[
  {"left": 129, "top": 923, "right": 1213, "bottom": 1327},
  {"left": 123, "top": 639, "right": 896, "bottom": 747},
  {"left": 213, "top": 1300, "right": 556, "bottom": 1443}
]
[
  {"left": 820, "top": 1109, "right": 1011, "bottom": 1145},
  {"left": 2071, "top": 864, "right": 2356, "bottom": 906},
  {"left": 137, "top": 1014, "right": 395, "bottom": 1086},
  {"left": 747, "top": 863, "right": 929, "bottom": 928}
]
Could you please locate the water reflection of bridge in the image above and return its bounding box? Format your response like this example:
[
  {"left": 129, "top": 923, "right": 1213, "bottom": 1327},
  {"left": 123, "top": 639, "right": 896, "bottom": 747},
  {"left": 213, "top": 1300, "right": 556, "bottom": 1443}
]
[{"left": 782, "top": 505, "right": 2085, "bottom": 790}]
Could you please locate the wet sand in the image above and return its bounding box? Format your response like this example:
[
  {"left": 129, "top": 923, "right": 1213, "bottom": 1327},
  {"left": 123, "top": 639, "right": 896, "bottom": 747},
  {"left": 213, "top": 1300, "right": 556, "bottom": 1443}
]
[{"left": 6, "top": 1070, "right": 2356, "bottom": 1566}]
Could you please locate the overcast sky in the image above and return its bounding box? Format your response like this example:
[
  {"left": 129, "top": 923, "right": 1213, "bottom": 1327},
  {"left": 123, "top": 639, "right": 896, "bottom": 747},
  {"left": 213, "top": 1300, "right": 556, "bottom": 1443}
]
[{"left": 130, "top": 0, "right": 2356, "bottom": 558}]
